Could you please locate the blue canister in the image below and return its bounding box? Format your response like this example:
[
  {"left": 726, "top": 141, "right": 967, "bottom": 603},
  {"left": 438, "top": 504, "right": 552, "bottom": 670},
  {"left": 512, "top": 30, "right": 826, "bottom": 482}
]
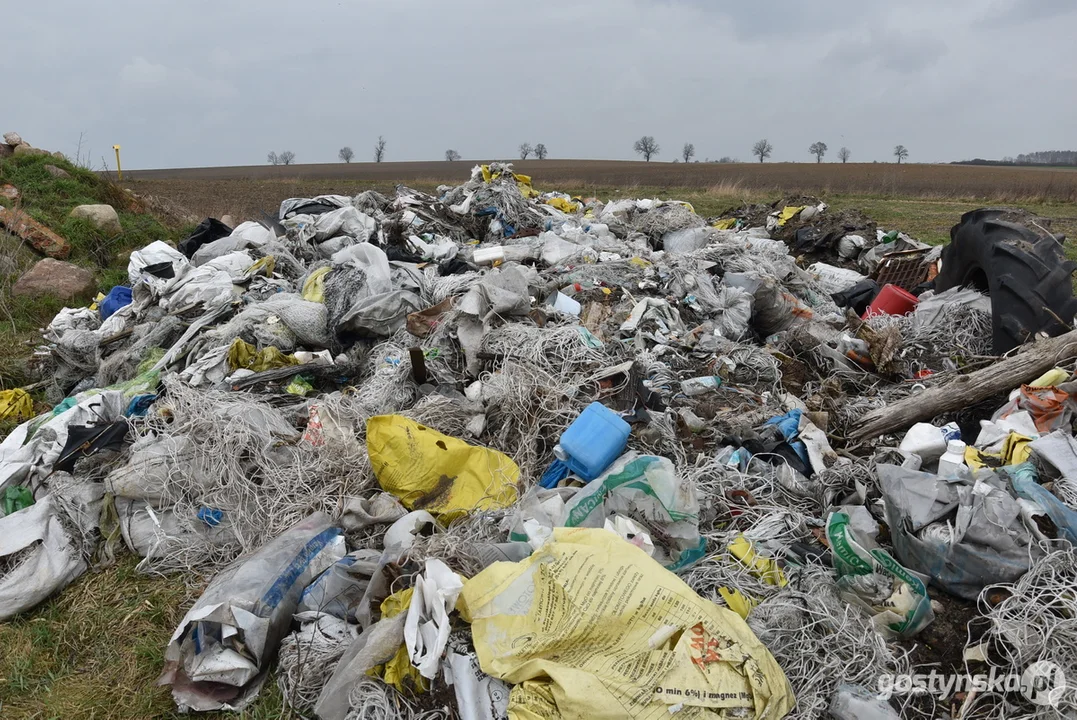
[{"left": 556, "top": 402, "right": 631, "bottom": 481}]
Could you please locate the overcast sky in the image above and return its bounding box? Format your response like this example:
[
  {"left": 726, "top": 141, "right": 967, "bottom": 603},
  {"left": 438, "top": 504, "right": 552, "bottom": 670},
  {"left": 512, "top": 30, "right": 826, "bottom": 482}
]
[{"left": 5, "top": 0, "right": 1074, "bottom": 169}]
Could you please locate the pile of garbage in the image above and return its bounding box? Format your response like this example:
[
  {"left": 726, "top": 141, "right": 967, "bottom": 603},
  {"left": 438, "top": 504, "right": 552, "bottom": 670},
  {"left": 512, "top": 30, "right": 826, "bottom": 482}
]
[{"left": 3, "top": 162, "right": 1077, "bottom": 719}]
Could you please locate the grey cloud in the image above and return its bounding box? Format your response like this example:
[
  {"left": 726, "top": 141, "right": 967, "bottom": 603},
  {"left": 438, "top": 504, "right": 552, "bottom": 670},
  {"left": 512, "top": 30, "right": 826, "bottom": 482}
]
[
  {"left": 1, "top": 0, "right": 1074, "bottom": 168},
  {"left": 826, "top": 29, "right": 947, "bottom": 74},
  {"left": 977, "top": 0, "right": 1076, "bottom": 27}
]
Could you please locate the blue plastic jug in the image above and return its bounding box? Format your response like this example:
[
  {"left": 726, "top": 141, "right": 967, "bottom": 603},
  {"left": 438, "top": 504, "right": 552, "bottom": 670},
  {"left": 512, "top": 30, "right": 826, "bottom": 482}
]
[{"left": 557, "top": 402, "right": 631, "bottom": 481}]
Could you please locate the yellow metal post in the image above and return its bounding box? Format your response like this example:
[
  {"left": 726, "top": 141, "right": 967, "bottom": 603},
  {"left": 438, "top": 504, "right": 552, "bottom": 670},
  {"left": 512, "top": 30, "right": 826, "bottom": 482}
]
[{"left": 113, "top": 144, "right": 122, "bottom": 181}]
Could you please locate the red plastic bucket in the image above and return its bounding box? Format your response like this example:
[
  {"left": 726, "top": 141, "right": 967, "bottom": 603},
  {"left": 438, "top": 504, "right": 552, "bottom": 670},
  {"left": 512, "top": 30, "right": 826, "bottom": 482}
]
[{"left": 862, "top": 284, "right": 919, "bottom": 319}]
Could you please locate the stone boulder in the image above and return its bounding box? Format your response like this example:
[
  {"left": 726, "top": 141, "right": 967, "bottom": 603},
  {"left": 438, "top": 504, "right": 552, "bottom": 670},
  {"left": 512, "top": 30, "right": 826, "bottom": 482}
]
[
  {"left": 13, "top": 144, "right": 48, "bottom": 157},
  {"left": 44, "top": 164, "right": 70, "bottom": 179},
  {"left": 1, "top": 184, "right": 19, "bottom": 202},
  {"left": 69, "top": 204, "right": 122, "bottom": 235},
  {"left": 12, "top": 258, "right": 95, "bottom": 299},
  {"left": 0, "top": 144, "right": 12, "bottom": 159},
  {"left": 3, "top": 132, "right": 23, "bottom": 145}
]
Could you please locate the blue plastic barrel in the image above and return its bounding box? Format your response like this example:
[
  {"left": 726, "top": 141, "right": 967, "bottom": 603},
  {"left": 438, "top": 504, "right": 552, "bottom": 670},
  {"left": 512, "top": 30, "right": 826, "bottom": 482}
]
[{"left": 558, "top": 402, "right": 631, "bottom": 481}]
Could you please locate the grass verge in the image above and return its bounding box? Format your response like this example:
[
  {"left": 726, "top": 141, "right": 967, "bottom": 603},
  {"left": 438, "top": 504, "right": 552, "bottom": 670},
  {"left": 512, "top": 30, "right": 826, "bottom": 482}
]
[{"left": 0, "top": 556, "right": 288, "bottom": 719}]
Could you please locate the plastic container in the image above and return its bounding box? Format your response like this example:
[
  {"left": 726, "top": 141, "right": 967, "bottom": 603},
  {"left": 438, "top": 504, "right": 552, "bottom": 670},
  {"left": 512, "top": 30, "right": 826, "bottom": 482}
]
[
  {"left": 472, "top": 246, "right": 505, "bottom": 264},
  {"left": 681, "top": 376, "right": 723, "bottom": 396},
  {"left": 937, "top": 439, "right": 968, "bottom": 478},
  {"left": 100, "top": 285, "right": 133, "bottom": 320},
  {"left": 556, "top": 402, "right": 631, "bottom": 481},
  {"left": 862, "top": 284, "right": 919, "bottom": 319}
]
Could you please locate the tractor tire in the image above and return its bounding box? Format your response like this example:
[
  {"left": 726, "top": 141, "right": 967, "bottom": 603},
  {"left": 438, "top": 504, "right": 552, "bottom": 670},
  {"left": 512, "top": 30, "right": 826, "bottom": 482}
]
[{"left": 935, "top": 208, "right": 1077, "bottom": 354}]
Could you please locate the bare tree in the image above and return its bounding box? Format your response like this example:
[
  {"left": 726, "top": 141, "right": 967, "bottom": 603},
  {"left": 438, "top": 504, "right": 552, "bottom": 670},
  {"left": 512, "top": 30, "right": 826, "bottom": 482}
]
[
  {"left": 894, "top": 145, "right": 909, "bottom": 163},
  {"left": 267, "top": 151, "right": 279, "bottom": 165},
  {"left": 809, "top": 142, "right": 828, "bottom": 163},
  {"left": 518, "top": 143, "right": 533, "bottom": 160},
  {"left": 752, "top": 139, "right": 773, "bottom": 163},
  {"left": 682, "top": 142, "right": 695, "bottom": 163},
  {"left": 338, "top": 146, "right": 354, "bottom": 163},
  {"left": 838, "top": 146, "right": 851, "bottom": 164},
  {"left": 279, "top": 151, "right": 295, "bottom": 166},
  {"left": 534, "top": 143, "right": 548, "bottom": 160},
  {"left": 445, "top": 149, "right": 461, "bottom": 162},
  {"left": 374, "top": 136, "right": 386, "bottom": 163},
  {"left": 634, "top": 136, "right": 659, "bottom": 162}
]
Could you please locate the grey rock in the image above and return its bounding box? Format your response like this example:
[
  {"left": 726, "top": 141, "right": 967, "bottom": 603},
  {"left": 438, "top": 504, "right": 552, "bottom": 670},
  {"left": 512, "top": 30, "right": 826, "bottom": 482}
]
[
  {"left": 69, "top": 204, "right": 122, "bottom": 235},
  {"left": 3, "top": 132, "right": 23, "bottom": 145},
  {"left": 13, "top": 144, "right": 48, "bottom": 157}
]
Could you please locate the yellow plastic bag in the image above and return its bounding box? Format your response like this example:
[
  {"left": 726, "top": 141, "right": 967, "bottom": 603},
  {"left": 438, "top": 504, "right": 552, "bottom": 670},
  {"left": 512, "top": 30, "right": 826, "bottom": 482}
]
[
  {"left": 367, "top": 415, "right": 519, "bottom": 521},
  {"left": 302, "top": 266, "right": 331, "bottom": 303},
  {"left": 368, "top": 588, "right": 428, "bottom": 693},
  {"left": 729, "top": 534, "right": 787, "bottom": 587},
  {"left": 964, "top": 432, "right": 1034, "bottom": 470},
  {"left": 718, "top": 586, "right": 757, "bottom": 619},
  {"left": 0, "top": 388, "right": 33, "bottom": 422},
  {"left": 712, "top": 218, "right": 737, "bottom": 230},
  {"left": 246, "top": 255, "right": 275, "bottom": 279},
  {"left": 776, "top": 206, "right": 806, "bottom": 227},
  {"left": 546, "top": 197, "right": 579, "bottom": 214},
  {"left": 226, "top": 338, "right": 301, "bottom": 373},
  {"left": 459, "top": 528, "right": 794, "bottom": 720}
]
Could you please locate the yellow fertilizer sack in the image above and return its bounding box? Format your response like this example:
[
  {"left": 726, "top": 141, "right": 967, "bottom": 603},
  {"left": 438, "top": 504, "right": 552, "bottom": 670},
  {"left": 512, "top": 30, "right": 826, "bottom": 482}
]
[{"left": 367, "top": 415, "right": 519, "bottom": 521}]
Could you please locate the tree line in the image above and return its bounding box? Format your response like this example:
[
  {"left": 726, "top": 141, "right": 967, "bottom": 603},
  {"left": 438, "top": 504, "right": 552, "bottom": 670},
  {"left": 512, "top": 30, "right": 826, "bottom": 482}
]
[
  {"left": 634, "top": 137, "right": 909, "bottom": 164},
  {"left": 266, "top": 137, "right": 919, "bottom": 165}
]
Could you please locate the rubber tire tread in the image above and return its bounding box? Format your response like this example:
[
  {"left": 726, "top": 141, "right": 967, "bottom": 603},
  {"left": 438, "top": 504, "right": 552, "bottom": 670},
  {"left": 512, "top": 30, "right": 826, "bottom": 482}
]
[{"left": 935, "top": 208, "right": 1077, "bottom": 353}]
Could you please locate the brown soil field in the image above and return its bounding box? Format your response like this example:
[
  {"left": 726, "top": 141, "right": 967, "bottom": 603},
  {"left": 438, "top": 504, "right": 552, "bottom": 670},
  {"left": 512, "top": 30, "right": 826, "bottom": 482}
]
[{"left": 126, "top": 159, "right": 1077, "bottom": 204}]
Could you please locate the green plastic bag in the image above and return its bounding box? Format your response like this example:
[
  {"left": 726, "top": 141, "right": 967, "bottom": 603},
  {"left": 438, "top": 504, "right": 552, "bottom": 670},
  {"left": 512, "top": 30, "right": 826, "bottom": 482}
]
[
  {"left": 826, "top": 509, "right": 934, "bottom": 637},
  {"left": 2, "top": 486, "right": 34, "bottom": 516}
]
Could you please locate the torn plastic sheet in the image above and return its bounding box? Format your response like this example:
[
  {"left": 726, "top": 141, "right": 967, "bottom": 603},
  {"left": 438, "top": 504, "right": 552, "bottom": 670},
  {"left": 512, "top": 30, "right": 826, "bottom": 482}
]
[
  {"left": 1, "top": 391, "right": 127, "bottom": 495},
  {"left": 509, "top": 452, "right": 705, "bottom": 571},
  {"left": 1031, "top": 430, "right": 1077, "bottom": 480},
  {"left": 279, "top": 194, "right": 352, "bottom": 220},
  {"left": 878, "top": 464, "right": 1041, "bottom": 601},
  {"left": 355, "top": 511, "right": 441, "bottom": 629},
  {"left": 129, "top": 241, "right": 188, "bottom": 291},
  {"left": 114, "top": 497, "right": 233, "bottom": 561},
  {"left": 314, "top": 613, "right": 407, "bottom": 720},
  {"left": 444, "top": 651, "right": 511, "bottom": 720},
  {"left": 105, "top": 434, "right": 206, "bottom": 508},
  {"left": 284, "top": 205, "right": 377, "bottom": 245},
  {"left": 0, "top": 494, "right": 93, "bottom": 621},
  {"left": 1008, "top": 462, "right": 1077, "bottom": 546},
  {"left": 459, "top": 527, "right": 794, "bottom": 720},
  {"left": 159, "top": 513, "right": 344, "bottom": 712},
  {"left": 298, "top": 549, "right": 381, "bottom": 620},
  {"left": 404, "top": 558, "right": 465, "bottom": 679}
]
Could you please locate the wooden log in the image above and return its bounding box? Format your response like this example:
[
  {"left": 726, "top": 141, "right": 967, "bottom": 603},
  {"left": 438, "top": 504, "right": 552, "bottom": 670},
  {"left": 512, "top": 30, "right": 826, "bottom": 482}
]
[{"left": 852, "top": 329, "right": 1077, "bottom": 440}]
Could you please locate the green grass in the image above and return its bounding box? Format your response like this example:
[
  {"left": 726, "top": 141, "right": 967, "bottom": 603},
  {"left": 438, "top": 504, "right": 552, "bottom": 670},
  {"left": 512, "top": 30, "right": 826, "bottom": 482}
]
[
  {"left": 0, "top": 556, "right": 289, "bottom": 720},
  {"left": 0, "top": 153, "right": 185, "bottom": 391},
  {"left": 0, "top": 153, "right": 179, "bottom": 267}
]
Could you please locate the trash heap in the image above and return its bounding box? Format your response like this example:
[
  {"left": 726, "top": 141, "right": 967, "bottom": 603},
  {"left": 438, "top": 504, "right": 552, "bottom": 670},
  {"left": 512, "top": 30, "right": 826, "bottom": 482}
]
[{"left": 3, "top": 163, "right": 1077, "bottom": 719}]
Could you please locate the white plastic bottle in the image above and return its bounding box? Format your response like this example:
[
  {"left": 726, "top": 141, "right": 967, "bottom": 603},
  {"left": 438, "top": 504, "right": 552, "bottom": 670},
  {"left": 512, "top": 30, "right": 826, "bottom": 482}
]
[{"left": 937, "top": 440, "right": 967, "bottom": 478}]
